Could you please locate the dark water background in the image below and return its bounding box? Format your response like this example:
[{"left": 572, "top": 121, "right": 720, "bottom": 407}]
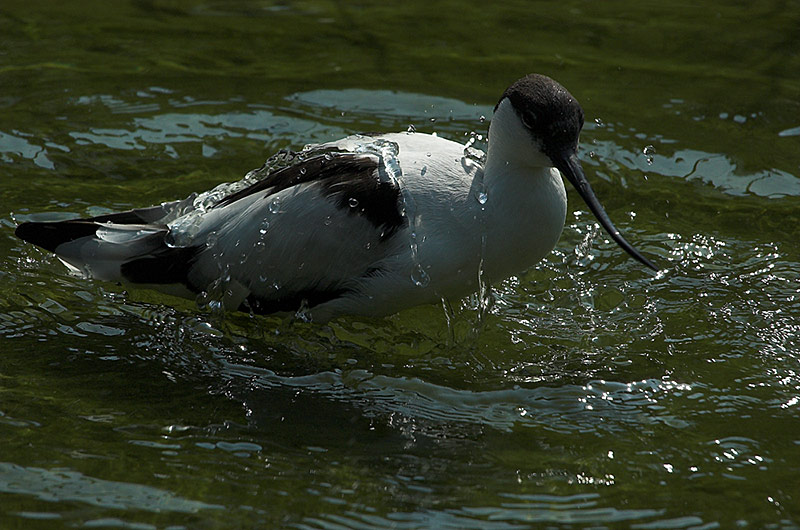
[{"left": 2, "top": 1, "right": 800, "bottom": 528}]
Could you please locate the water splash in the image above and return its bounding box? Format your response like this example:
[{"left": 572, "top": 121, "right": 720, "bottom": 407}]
[
  {"left": 463, "top": 131, "right": 487, "bottom": 165},
  {"left": 348, "top": 136, "right": 434, "bottom": 289},
  {"left": 408, "top": 230, "right": 430, "bottom": 288},
  {"left": 164, "top": 145, "right": 356, "bottom": 248},
  {"left": 472, "top": 165, "right": 492, "bottom": 331},
  {"left": 294, "top": 299, "right": 312, "bottom": 323},
  {"left": 643, "top": 144, "right": 656, "bottom": 165},
  {"left": 474, "top": 245, "right": 494, "bottom": 327},
  {"left": 162, "top": 151, "right": 295, "bottom": 247},
  {"left": 165, "top": 211, "right": 203, "bottom": 248},
  {"left": 440, "top": 297, "right": 457, "bottom": 345}
]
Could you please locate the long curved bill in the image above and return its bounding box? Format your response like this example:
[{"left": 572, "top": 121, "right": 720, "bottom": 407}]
[{"left": 554, "top": 153, "right": 658, "bottom": 271}]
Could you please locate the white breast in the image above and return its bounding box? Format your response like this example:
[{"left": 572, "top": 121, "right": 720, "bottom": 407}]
[{"left": 309, "top": 130, "right": 567, "bottom": 319}]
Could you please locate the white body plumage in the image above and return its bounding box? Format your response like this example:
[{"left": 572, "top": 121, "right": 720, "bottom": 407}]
[{"left": 15, "top": 74, "right": 655, "bottom": 322}]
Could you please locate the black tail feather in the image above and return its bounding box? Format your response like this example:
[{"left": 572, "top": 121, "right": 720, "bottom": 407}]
[
  {"left": 16, "top": 211, "right": 201, "bottom": 290},
  {"left": 15, "top": 220, "right": 100, "bottom": 253}
]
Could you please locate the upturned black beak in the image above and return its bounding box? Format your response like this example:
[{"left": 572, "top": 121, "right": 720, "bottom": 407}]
[{"left": 554, "top": 152, "right": 658, "bottom": 271}]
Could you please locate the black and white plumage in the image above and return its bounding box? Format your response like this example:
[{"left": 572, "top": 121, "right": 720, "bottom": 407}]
[{"left": 15, "top": 74, "right": 657, "bottom": 322}]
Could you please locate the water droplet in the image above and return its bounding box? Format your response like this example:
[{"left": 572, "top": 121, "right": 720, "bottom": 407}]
[
  {"left": 642, "top": 145, "right": 656, "bottom": 165},
  {"left": 323, "top": 215, "right": 333, "bottom": 226},
  {"left": 476, "top": 190, "right": 488, "bottom": 205},
  {"left": 299, "top": 167, "right": 307, "bottom": 175},
  {"left": 259, "top": 219, "right": 270, "bottom": 235},
  {"left": 407, "top": 124, "right": 416, "bottom": 133},
  {"left": 426, "top": 152, "right": 432, "bottom": 157},
  {"left": 364, "top": 242, "right": 372, "bottom": 250},
  {"left": 269, "top": 197, "right": 281, "bottom": 214},
  {"left": 206, "top": 232, "right": 219, "bottom": 248},
  {"left": 411, "top": 264, "right": 430, "bottom": 288},
  {"left": 479, "top": 115, "right": 486, "bottom": 123},
  {"left": 348, "top": 197, "right": 359, "bottom": 208},
  {"left": 164, "top": 231, "right": 178, "bottom": 248}
]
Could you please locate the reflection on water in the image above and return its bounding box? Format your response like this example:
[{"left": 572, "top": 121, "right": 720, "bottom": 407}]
[
  {"left": 6, "top": 86, "right": 797, "bottom": 208},
  {"left": 0, "top": 462, "right": 222, "bottom": 513}
]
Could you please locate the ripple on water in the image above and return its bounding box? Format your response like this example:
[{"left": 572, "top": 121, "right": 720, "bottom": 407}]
[
  {"left": 295, "top": 492, "right": 669, "bottom": 530},
  {"left": 3, "top": 73, "right": 800, "bottom": 529},
  {"left": 207, "top": 349, "right": 700, "bottom": 439},
  {"left": 0, "top": 462, "right": 223, "bottom": 513}
]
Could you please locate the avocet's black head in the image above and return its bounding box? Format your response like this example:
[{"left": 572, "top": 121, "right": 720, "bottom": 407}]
[
  {"left": 497, "top": 74, "right": 585, "bottom": 164},
  {"left": 498, "top": 74, "right": 658, "bottom": 271}
]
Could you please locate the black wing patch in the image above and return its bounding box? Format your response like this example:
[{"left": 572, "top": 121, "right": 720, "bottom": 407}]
[
  {"left": 319, "top": 164, "right": 406, "bottom": 241},
  {"left": 120, "top": 245, "right": 199, "bottom": 286},
  {"left": 216, "top": 152, "right": 407, "bottom": 240}
]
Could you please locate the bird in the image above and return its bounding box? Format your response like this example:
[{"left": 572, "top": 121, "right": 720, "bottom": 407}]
[{"left": 15, "top": 74, "right": 658, "bottom": 323}]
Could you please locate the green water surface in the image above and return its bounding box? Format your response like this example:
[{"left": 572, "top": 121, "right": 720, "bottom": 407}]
[{"left": 2, "top": 1, "right": 800, "bottom": 528}]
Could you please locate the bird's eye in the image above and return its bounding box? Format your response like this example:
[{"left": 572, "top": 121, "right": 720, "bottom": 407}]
[{"left": 520, "top": 112, "right": 536, "bottom": 129}]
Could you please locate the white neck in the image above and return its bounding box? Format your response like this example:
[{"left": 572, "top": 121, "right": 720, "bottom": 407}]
[
  {"left": 485, "top": 98, "right": 553, "bottom": 181},
  {"left": 476, "top": 98, "right": 567, "bottom": 283}
]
